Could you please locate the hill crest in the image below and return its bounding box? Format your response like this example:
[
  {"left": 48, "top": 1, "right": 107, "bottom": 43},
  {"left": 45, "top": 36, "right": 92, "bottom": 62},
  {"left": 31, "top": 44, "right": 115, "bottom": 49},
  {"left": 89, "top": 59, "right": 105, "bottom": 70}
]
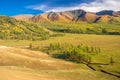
[{"left": 13, "top": 9, "right": 120, "bottom": 23}]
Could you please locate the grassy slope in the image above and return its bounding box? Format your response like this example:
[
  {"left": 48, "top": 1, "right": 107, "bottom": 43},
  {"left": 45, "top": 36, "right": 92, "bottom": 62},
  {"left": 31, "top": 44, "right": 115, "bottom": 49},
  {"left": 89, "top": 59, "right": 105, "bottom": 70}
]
[
  {"left": 0, "top": 34, "right": 120, "bottom": 77},
  {"left": 0, "top": 16, "right": 50, "bottom": 40},
  {"left": 0, "top": 46, "right": 119, "bottom": 80}
]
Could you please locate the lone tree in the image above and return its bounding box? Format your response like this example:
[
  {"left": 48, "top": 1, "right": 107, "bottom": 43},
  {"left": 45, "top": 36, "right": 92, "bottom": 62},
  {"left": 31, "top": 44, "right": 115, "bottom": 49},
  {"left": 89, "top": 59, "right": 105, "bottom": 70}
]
[
  {"left": 110, "top": 57, "right": 115, "bottom": 65},
  {"left": 29, "top": 43, "right": 32, "bottom": 49}
]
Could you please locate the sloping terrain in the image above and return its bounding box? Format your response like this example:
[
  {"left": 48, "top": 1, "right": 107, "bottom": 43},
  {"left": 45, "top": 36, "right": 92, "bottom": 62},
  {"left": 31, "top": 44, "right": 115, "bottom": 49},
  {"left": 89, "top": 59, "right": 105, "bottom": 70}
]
[
  {"left": 0, "top": 46, "right": 119, "bottom": 80},
  {"left": 0, "top": 46, "right": 76, "bottom": 70},
  {"left": 0, "top": 66, "right": 61, "bottom": 80},
  {"left": 0, "top": 16, "right": 50, "bottom": 40}
]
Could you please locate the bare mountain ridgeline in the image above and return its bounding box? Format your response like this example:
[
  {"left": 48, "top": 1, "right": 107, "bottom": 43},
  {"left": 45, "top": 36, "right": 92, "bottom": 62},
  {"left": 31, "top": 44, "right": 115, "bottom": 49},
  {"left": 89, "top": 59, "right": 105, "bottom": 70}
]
[{"left": 14, "top": 9, "right": 120, "bottom": 22}]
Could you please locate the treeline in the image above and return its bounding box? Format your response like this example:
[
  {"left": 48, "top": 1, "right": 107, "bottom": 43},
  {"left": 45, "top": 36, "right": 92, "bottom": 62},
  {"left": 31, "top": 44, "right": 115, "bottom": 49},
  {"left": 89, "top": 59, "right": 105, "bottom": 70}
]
[
  {"left": 29, "top": 43, "right": 101, "bottom": 64},
  {"left": 40, "top": 22, "right": 120, "bottom": 35}
]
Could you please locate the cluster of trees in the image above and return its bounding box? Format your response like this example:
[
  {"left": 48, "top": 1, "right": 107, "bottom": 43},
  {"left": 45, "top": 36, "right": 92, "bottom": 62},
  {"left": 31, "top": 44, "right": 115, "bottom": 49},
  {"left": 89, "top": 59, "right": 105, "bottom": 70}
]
[
  {"left": 30, "top": 43, "right": 101, "bottom": 64},
  {"left": 40, "top": 22, "right": 120, "bottom": 35},
  {"left": 48, "top": 43, "right": 101, "bottom": 63},
  {"left": 29, "top": 43, "right": 116, "bottom": 65}
]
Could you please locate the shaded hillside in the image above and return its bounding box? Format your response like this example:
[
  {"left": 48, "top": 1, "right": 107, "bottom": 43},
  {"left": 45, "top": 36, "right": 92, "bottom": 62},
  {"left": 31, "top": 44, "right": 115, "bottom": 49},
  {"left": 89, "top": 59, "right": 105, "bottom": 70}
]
[
  {"left": 0, "top": 16, "right": 50, "bottom": 40},
  {"left": 96, "top": 10, "right": 120, "bottom": 17},
  {"left": 118, "top": 11, "right": 120, "bottom": 14}
]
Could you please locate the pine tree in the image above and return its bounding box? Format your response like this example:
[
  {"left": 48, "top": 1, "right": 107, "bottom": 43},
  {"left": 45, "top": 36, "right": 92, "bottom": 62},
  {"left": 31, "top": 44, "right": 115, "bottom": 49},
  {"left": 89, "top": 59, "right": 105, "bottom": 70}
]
[
  {"left": 110, "top": 57, "right": 115, "bottom": 65},
  {"left": 29, "top": 43, "right": 32, "bottom": 49}
]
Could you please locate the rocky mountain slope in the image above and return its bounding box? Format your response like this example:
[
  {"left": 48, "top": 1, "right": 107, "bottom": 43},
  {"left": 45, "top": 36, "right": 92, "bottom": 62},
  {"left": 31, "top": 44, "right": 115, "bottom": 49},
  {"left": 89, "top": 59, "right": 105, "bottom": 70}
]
[
  {"left": 29, "top": 9, "right": 98, "bottom": 23},
  {"left": 13, "top": 9, "right": 120, "bottom": 23}
]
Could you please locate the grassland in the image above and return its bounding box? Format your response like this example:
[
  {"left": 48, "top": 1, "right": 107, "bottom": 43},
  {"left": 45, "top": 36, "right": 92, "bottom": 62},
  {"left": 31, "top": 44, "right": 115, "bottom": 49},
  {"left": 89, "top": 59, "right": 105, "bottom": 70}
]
[
  {"left": 0, "top": 45, "right": 119, "bottom": 80},
  {"left": 0, "top": 33, "right": 120, "bottom": 80}
]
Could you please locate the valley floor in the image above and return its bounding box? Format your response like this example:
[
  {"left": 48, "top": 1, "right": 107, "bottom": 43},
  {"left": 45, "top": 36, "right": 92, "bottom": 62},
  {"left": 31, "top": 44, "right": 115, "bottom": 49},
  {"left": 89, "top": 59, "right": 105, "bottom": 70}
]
[{"left": 0, "top": 34, "right": 120, "bottom": 80}]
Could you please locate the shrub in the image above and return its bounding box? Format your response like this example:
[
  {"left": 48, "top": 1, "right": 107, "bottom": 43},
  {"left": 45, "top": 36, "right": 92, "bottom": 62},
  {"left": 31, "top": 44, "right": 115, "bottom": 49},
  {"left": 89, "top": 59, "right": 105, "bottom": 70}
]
[{"left": 29, "top": 43, "right": 32, "bottom": 49}]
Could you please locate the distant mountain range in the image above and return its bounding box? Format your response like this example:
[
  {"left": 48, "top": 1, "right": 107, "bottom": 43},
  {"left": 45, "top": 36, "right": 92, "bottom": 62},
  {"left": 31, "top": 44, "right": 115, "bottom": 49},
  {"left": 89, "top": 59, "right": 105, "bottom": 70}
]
[
  {"left": 13, "top": 9, "right": 120, "bottom": 23},
  {"left": 96, "top": 10, "right": 120, "bottom": 16}
]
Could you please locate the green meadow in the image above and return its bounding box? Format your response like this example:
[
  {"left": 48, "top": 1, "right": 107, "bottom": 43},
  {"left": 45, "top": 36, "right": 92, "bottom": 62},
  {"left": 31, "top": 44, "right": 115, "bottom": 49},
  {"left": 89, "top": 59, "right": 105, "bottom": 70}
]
[{"left": 1, "top": 33, "right": 120, "bottom": 79}]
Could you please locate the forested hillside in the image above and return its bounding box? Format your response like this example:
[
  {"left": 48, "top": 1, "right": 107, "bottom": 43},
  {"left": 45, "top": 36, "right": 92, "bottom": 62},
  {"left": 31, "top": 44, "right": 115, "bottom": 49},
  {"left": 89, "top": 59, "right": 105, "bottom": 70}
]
[
  {"left": 40, "top": 21, "right": 120, "bottom": 35},
  {"left": 0, "top": 16, "right": 50, "bottom": 40}
]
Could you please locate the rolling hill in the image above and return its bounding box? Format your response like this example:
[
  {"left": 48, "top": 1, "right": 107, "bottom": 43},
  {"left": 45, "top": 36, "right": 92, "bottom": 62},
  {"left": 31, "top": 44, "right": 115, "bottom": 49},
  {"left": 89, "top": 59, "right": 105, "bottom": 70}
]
[
  {"left": 0, "top": 16, "right": 50, "bottom": 40},
  {"left": 0, "top": 46, "right": 119, "bottom": 80}
]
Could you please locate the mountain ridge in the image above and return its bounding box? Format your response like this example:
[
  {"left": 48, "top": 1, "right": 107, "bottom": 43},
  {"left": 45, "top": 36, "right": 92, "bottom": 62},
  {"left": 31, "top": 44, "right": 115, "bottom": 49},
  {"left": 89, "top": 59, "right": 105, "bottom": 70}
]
[{"left": 13, "top": 9, "right": 120, "bottom": 23}]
